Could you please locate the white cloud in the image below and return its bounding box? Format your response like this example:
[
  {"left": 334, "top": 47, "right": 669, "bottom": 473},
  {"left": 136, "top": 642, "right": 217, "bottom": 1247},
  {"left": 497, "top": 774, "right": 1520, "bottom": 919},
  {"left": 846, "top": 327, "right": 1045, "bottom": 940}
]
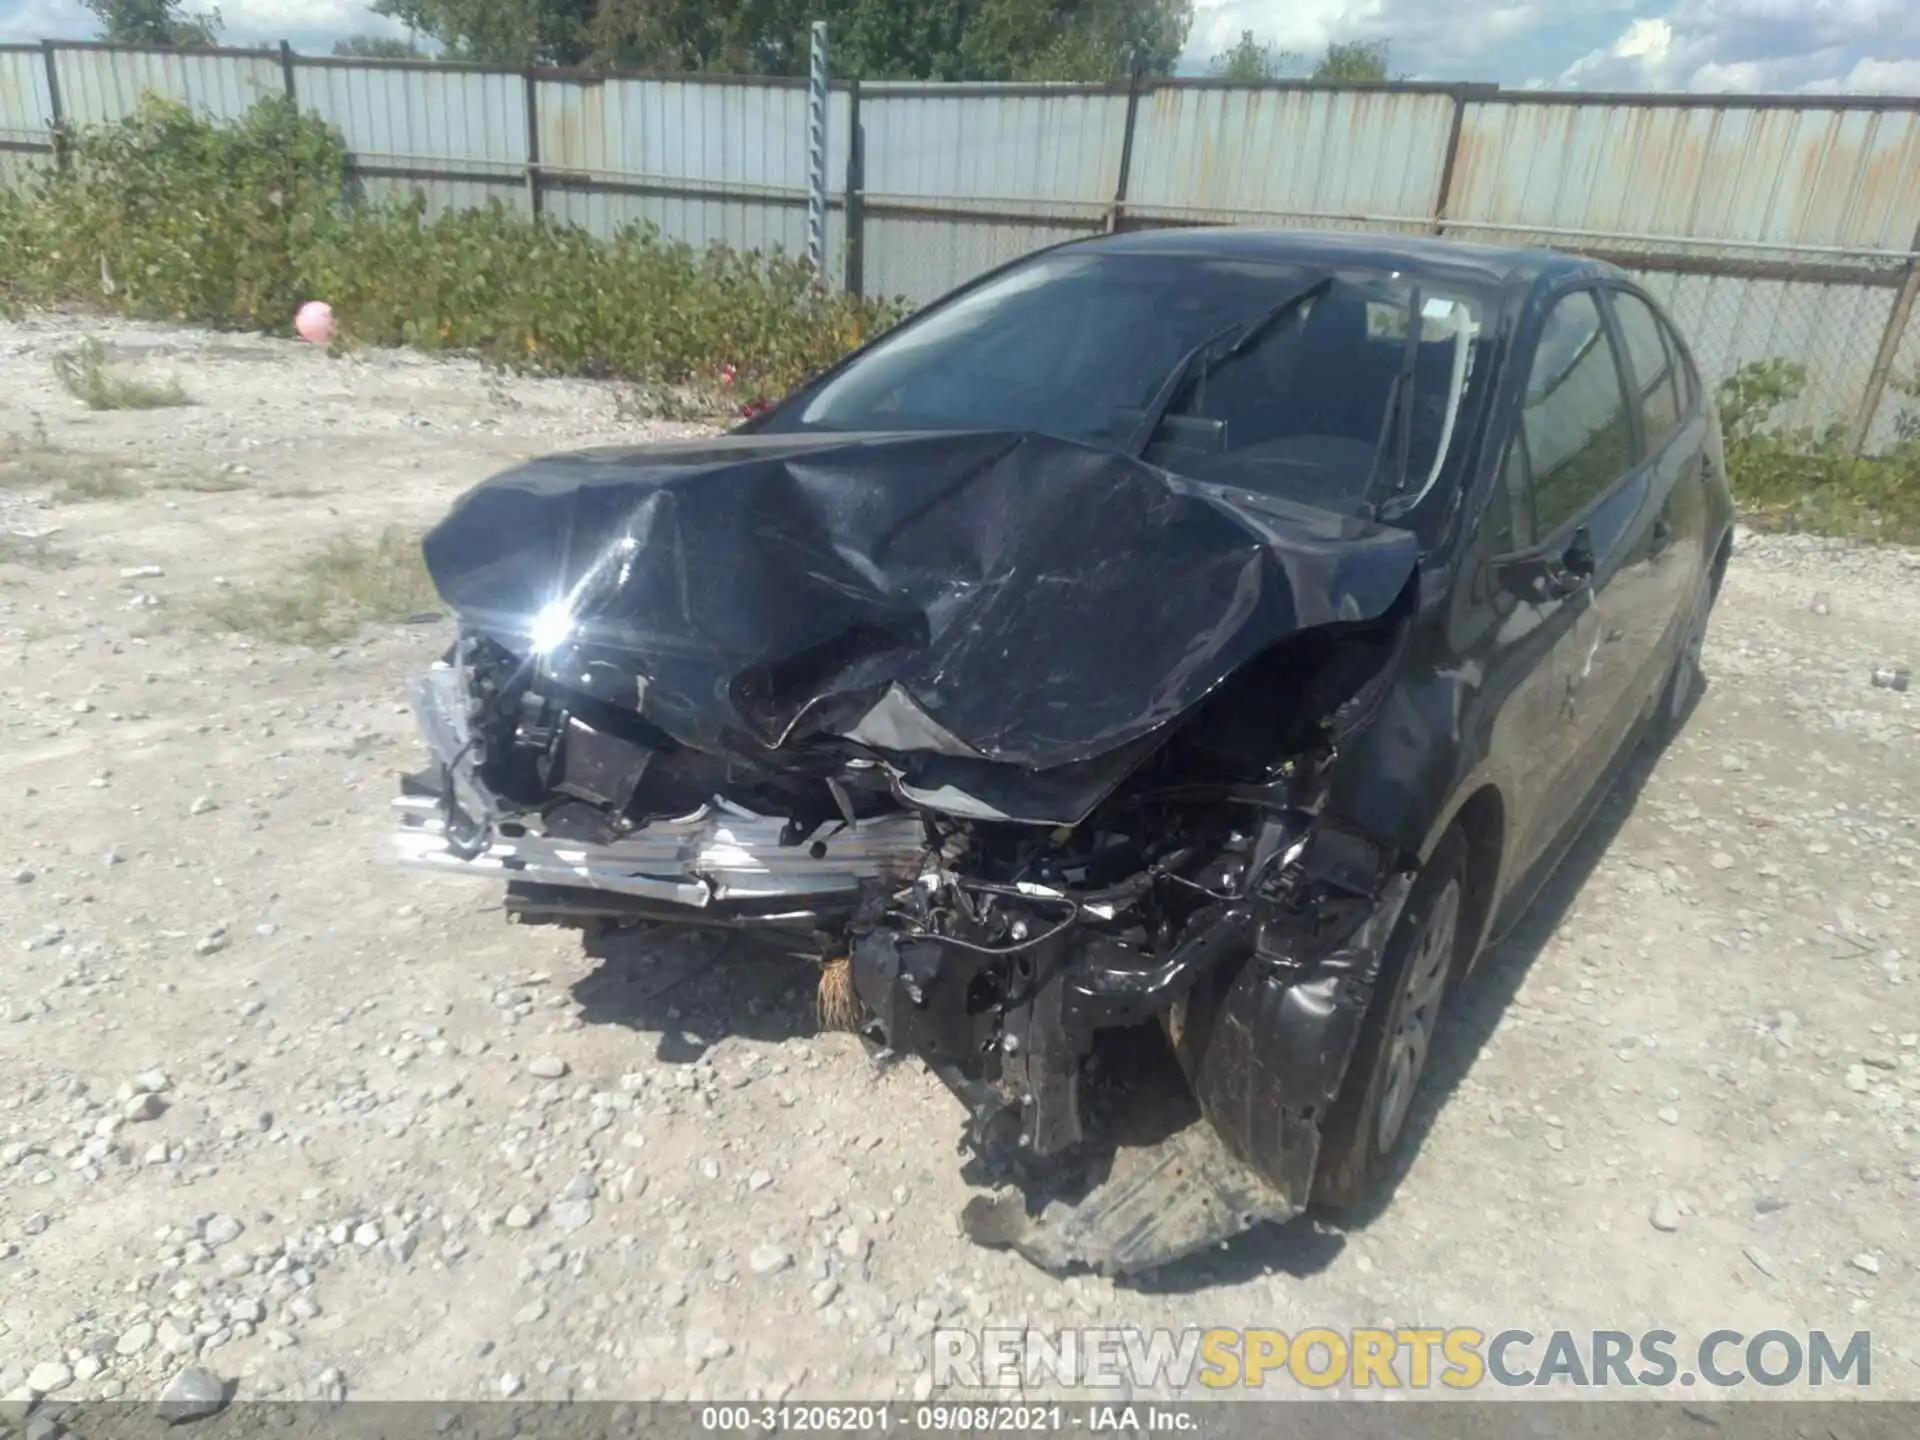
[
  {"left": 1816, "top": 55, "right": 1920, "bottom": 92},
  {"left": 0, "top": 0, "right": 94, "bottom": 42},
  {"left": 1559, "top": 16, "right": 1681, "bottom": 87},
  {"left": 214, "top": 0, "right": 401, "bottom": 36},
  {"left": 1187, "top": 0, "right": 1391, "bottom": 69},
  {"left": 1554, "top": 0, "right": 1920, "bottom": 91},
  {"left": 0, "top": 0, "right": 405, "bottom": 46}
]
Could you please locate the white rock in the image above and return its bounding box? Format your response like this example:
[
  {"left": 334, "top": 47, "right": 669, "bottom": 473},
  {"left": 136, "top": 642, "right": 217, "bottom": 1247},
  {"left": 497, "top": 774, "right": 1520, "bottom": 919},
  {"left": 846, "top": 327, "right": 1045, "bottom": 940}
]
[
  {"left": 527, "top": 1056, "right": 568, "bottom": 1079},
  {"left": 1649, "top": 1194, "right": 1682, "bottom": 1232},
  {"left": 749, "top": 1245, "right": 792, "bottom": 1276},
  {"left": 550, "top": 1199, "right": 593, "bottom": 1232},
  {"left": 1850, "top": 1253, "right": 1881, "bottom": 1275},
  {"left": 25, "top": 1361, "right": 72, "bottom": 1395},
  {"left": 155, "top": 1366, "right": 227, "bottom": 1423}
]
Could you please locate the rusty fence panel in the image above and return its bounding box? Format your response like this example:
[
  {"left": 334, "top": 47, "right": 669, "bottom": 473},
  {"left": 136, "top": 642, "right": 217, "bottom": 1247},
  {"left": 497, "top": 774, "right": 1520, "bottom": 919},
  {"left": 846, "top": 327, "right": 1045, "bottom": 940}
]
[
  {"left": 0, "top": 45, "right": 54, "bottom": 190},
  {"left": 854, "top": 81, "right": 1131, "bottom": 302},
  {"left": 293, "top": 56, "right": 529, "bottom": 217}
]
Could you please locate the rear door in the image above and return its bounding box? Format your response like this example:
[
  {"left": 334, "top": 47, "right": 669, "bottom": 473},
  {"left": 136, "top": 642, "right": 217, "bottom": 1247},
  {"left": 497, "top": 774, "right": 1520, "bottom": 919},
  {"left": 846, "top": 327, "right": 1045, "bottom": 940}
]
[
  {"left": 1606, "top": 287, "right": 1712, "bottom": 688},
  {"left": 1490, "top": 286, "right": 1650, "bottom": 866}
]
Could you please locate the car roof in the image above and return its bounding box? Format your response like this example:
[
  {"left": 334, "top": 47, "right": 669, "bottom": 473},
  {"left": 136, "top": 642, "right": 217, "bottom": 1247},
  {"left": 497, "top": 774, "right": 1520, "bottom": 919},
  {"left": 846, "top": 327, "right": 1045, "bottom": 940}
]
[{"left": 1057, "top": 226, "right": 1613, "bottom": 295}]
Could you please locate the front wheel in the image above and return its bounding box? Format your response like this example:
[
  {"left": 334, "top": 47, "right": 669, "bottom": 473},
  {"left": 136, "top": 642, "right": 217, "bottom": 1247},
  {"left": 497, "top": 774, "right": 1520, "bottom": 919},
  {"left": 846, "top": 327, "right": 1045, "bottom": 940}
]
[{"left": 1311, "top": 829, "right": 1470, "bottom": 1208}]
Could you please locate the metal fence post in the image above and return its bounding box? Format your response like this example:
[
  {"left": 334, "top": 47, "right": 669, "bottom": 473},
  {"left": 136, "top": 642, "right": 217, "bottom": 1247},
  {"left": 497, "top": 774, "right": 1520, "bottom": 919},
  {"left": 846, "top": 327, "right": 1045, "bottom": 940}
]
[
  {"left": 1106, "top": 59, "right": 1143, "bottom": 233},
  {"left": 806, "top": 21, "right": 830, "bottom": 277},
  {"left": 40, "top": 40, "right": 66, "bottom": 171},
  {"left": 1848, "top": 218, "right": 1920, "bottom": 454},
  {"left": 1431, "top": 87, "right": 1470, "bottom": 234},
  {"left": 843, "top": 76, "right": 864, "bottom": 296},
  {"left": 523, "top": 71, "right": 543, "bottom": 219},
  {"left": 278, "top": 40, "right": 297, "bottom": 101}
]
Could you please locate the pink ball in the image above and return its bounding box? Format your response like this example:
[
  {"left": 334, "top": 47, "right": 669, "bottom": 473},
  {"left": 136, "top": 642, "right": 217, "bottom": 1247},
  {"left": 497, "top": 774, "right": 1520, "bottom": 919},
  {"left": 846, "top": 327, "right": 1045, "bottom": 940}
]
[{"left": 295, "top": 301, "right": 336, "bottom": 344}]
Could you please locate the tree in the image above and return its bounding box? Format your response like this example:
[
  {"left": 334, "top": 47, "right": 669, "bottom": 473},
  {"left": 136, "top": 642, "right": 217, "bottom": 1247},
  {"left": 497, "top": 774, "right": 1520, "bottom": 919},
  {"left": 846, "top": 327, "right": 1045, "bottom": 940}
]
[
  {"left": 1207, "top": 30, "right": 1291, "bottom": 81},
  {"left": 373, "top": 0, "right": 596, "bottom": 66},
  {"left": 1312, "top": 39, "right": 1393, "bottom": 82},
  {"left": 333, "top": 34, "right": 422, "bottom": 58},
  {"left": 380, "top": 0, "right": 1191, "bottom": 79},
  {"left": 82, "top": 0, "right": 222, "bottom": 46}
]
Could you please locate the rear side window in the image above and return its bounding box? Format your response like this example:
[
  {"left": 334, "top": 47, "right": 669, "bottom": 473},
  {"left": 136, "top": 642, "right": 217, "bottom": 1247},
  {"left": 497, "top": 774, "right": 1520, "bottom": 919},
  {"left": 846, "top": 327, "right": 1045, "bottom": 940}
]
[
  {"left": 1611, "top": 291, "right": 1681, "bottom": 449},
  {"left": 1516, "top": 290, "right": 1634, "bottom": 539},
  {"left": 1663, "top": 312, "right": 1699, "bottom": 412}
]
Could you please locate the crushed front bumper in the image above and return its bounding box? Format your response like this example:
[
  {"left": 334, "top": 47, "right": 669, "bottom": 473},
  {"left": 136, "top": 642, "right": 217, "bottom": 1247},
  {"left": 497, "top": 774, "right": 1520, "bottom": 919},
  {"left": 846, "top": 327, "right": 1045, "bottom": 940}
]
[{"left": 392, "top": 665, "right": 926, "bottom": 916}]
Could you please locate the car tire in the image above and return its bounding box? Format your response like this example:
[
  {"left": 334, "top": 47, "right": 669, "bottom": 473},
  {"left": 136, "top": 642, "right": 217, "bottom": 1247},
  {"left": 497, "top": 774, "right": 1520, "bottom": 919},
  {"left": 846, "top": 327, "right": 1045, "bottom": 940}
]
[
  {"left": 1646, "top": 571, "right": 1714, "bottom": 748},
  {"left": 1310, "top": 829, "right": 1471, "bottom": 1210}
]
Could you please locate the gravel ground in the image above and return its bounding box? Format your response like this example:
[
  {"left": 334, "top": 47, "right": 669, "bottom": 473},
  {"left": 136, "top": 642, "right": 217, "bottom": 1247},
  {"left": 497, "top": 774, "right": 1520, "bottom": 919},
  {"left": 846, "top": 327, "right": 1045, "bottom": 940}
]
[{"left": 0, "top": 317, "right": 1916, "bottom": 1410}]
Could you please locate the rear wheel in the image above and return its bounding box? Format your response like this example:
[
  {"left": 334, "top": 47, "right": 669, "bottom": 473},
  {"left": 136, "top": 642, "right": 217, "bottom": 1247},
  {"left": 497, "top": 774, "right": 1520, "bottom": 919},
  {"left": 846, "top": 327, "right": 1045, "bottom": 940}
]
[
  {"left": 1311, "top": 829, "right": 1470, "bottom": 1208},
  {"left": 1647, "top": 572, "right": 1714, "bottom": 746}
]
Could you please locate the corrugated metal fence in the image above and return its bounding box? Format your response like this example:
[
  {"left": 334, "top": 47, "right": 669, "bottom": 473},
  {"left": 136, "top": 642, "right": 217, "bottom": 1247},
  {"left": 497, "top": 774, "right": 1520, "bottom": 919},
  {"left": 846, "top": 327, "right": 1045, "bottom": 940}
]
[{"left": 2, "top": 41, "right": 1917, "bottom": 450}]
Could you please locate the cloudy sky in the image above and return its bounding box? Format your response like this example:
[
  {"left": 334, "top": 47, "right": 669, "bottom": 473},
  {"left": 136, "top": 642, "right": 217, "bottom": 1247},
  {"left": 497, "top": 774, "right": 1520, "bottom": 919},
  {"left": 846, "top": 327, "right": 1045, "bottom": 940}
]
[{"left": 3, "top": 0, "right": 1918, "bottom": 92}]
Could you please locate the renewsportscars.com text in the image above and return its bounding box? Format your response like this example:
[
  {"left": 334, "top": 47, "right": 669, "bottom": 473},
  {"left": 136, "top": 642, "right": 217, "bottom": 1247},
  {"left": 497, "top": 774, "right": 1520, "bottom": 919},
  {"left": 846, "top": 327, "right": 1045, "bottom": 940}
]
[{"left": 932, "top": 1327, "right": 1873, "bottom": 1391}]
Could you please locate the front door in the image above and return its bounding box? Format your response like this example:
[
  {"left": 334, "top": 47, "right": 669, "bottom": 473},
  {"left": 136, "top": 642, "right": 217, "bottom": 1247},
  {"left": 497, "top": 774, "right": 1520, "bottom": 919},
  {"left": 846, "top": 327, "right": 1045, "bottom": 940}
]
[{"left": 1491, "top": 286, "right": 1651, "bottom": 869}]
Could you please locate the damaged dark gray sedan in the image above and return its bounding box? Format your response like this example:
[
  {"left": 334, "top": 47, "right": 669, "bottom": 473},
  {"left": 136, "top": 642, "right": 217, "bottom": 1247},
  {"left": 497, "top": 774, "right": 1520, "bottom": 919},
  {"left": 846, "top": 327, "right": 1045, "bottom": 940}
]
[{"left": 394, "top": 228, "right": 1735, "bottom": 1274}]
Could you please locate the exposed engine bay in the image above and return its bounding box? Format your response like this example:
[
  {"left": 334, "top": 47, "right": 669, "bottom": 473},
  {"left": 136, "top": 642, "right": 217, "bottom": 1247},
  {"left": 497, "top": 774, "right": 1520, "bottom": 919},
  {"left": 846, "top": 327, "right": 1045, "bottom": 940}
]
[{"left": 395, "top": 429, "right": 1426, "bottom": 1273}]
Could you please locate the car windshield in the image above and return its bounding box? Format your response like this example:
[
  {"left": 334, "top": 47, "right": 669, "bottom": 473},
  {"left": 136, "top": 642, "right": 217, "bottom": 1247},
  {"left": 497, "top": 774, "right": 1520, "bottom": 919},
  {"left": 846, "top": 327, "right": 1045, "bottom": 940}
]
[{"left": 766, "top": 250, "right": 1490, "bottom": 517}]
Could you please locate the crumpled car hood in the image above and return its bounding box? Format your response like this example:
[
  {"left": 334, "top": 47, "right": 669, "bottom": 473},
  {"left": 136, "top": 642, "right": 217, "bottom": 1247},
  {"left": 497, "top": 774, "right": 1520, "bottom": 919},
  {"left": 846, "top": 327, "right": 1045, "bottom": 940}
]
[{"left": 421, "top": 429, "right": 1419, "bottom": 777}]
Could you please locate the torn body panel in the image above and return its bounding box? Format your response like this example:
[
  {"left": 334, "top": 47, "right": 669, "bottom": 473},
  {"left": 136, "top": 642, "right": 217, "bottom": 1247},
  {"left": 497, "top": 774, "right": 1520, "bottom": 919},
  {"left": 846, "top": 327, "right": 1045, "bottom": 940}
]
[{"left": 395, "top": 429, "right": 1430, "bottom": 1273}]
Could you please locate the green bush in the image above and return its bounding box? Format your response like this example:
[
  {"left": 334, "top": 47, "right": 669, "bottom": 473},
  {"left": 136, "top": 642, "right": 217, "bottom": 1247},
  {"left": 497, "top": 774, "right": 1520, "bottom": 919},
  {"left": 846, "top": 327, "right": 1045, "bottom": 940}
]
[
  {"left": 1716, "top": 360, "right": 1920, "bottom": 544},
  {"left": 0, "top": 96, "right": 907, "bottom": 403}
]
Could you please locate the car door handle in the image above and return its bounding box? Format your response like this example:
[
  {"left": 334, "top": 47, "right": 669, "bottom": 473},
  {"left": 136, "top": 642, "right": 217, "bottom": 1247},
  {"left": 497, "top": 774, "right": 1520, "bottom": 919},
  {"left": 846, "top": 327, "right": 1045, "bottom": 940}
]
[{"left": 1543, "top": 526, "right": 1596, "bottom": 599}]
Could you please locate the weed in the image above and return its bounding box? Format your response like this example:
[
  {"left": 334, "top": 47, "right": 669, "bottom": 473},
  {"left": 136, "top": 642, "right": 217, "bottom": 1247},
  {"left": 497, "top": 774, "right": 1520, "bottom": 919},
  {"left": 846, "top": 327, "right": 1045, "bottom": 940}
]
[
  {"left": 1717, "top": 360, "right": 1920, "bottom": 544},
  {"left": 0, "top": 96, "right": 906, "bottom": 404},
  {"left": 52, "top": 338, "right": 190, "bottom": 411},
  {"left": 158, "top": 469, "right": 250, "bottom": 493},
  {"left": 0, "top": 533, "right": 76, "bottom": 568},
  {"left": 0, "top": 431, "right": 143, "bottom": 500},
  {"left": 51, "top": 467, "right": 143, "bottom": 504},
  {"left": 208, "top": 529, "right": 437, "bottom": 646}
]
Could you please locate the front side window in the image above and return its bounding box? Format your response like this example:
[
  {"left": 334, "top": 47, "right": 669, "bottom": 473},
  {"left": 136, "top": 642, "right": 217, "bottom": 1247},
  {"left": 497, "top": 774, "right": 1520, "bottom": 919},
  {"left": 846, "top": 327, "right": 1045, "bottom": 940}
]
[
  {"left": 767, "top": 251, "right": 1489, "bottom": 520},
  {"left": 1515, "top": 290, "right": 1634, "bottom": 539}
]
